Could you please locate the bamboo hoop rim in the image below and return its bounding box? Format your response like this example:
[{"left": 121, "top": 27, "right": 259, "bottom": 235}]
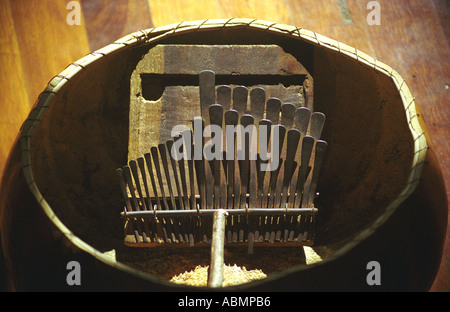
[{"left": 17, "top": 18, "right": 428, "bottom": 289}]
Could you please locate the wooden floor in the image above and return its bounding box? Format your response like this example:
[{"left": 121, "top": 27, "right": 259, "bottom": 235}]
[{"left": 0, "top": 0, "right": 448, "bottom": 291}]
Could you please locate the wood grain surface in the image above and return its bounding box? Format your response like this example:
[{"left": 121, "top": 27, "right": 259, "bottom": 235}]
[{"left": 0, "top": 0, "right": 448, "bottom": 291}]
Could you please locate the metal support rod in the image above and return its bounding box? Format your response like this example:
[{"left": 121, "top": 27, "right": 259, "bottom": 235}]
[
  {"left": 208, "top": 209, "right": 228, "bottom": 288},
  {"left": 121, "top": 207, "right": 318, "bottom": 219}
]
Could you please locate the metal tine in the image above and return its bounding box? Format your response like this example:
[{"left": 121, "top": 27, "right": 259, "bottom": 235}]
[
  {"left": 295, "top": 107, "right": 312, "bottom": 136},
  {"left": 166, "top": 140, "right": 184, "bottom": 209},
  {"left": 290, "top": 136, "right": 314, "bottom": 242},
  {"left": 194, "top": 116, "right": 213, "bottom": 242},
  {"left": 257, "top": 119, "right": 272, "bottom": 209},
  {"left": 184, "top": 129, "right": 199, "bottom": 242},
  {"left": 300, "top": 140, "right": 327, "bottom": 243},
  {"left": 137, "top": 157, "right": 159, "bottom": 242},
  {"left": 116, "top": 168, "right": 133, "bottom": 213},
  {"left": 224, "top": 110, "right": 239, "bottom": 210},
  {"left": 122, "top": 164, "right": 140, "bottom": 211},
  {"left": 278, "top": 129, "right": 301, "bottom": 241},
  {"left": 246, "top": 115, "right": 259, "bottom": 253},
  {"left": 184, "top": 130, "right": 196, "bottom": 209},
  {"left": 158, "top": 143, "right": 184, "bottom": 243},
  {"left": 143, "top": 152, "right": 161, "bottom": 211},
  {"left": 137, "top": 157, "right": 152, "bottom": 210},
  {"left": 250, "top": 87, "right": 266, "bottom": 125},
  {"left": 217, "top": 85, "right": 231, "bottom": 111},
  {"left": 232, "top": 86, "right": 248, "bottom": 117},
  {"left": 144, "top": 152, "right": 167, "bottom": 243},
  {"left": 309, "top": 112, "right": 326, "bottom": 140},
  {"left": 280, "top": 129, "right": 301, "bottom": 209},
  {"left": 194, "top": 156, "right": 208, "bottom": 243},
  {"left": 280, "top": 103, "right": 296, "bottom": 130},
  {"left": 151, "top": 146, "right": 176, "bottom": 243},
  {"left": 248, "top": 157, "right": 258, "bottom": 253},
  {"left": 269, "top": 124, "right": 287, "bottom": 209},
  {"left": 293, "top": 136, "right": 314, "bottom": 208},
  {"left": 158, "top": 144, "right": 178, "bottom": 212},
  {"left": 204, "top": 158, "right": 215, "bottom": 242},
  {"left": 283, "top": 161, "right": 298, "bottom": 242},
  {"left": 121, "top": 165, "right": 146, "bottom": 242},
  {"left": 266, "top": 124, "right": 285, "bottom": 209},
  {"left": 266, "top": 124, "right": 285, "bottom": 242},
  {"left": 304, "top": 140, "right": 328, "bottom": 208},
  {"left": 129, "top": 159, "right": 147, "bottom": 211},
  {"left": 265, "top": 98, "right": 281, "bottom": 124},
  {"left": 224, "top": 109, "right": 239, "bottom": 243},
  {"left": 166, "top": 139, "right": 189, "bottom": 243},
  {"left": 208, "top": 104, "right": 224, "bottom": 210},
  {"left": 173, "top": 134, "right": 189, "bottom": 211},
  {"left": 287, "top": 107, "right": 312, "bottom": 211},
  {"left": 199, "top": 70, "right": 215, "bottom": 120},
  {"left": 158, "top": 143, "right": 183, "bottom": 243},
  {"left": 238, "top": 114, "right": 255, "bottom": 242},
  {"left": 273, "top": 103, "right": 296, "bottom": 214},
  {"left": 116, "top": 168, "right": 140, "bottom": 243}
]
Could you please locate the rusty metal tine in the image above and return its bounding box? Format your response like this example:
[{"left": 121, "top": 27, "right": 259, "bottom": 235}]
[
  {"left": 282, "top": 129, "right": 301, "bottom": 205},
  {"left": 258, "top": 119, "right": 272, "bottom": 207},
  {"left": 295, "top": 107, "right": 311, "bottom": 136},
  {"left": 284, "top": 161, "right": 298, "bottom": 242},
  {"left": 238, "top": 114, "right": 254, "bottom": 242},
  {"left": 117, "top": 168, "right": 142, "bottom": 243},
  {"left": 217, "top": 85, "right": 231, "bottom": 111},
  {"left": 175, "top": 133, "right": 194, "bottom": 245},
  {"left": 143, "top": 153, "right": 161, "bottom": 209},
  {"left": 129, "top": 159, "right": 147, "bottom": 211},
  {"left": 239, "top": 114, "right": 254, "bottom": 208},
  {"left": 167, "top": 139, "right": 189, "bottom": 243},
  {"left": 144, "top": 152, "right": 166, "bottom": 243},
  {"left": 137, "top": 157, "right": 152, "bottom": 210},
  {"left": 209, "top": 104, "right": 224, "bottom": 210},
  {"left": 204, "top": 159, "right": 215, "bottom": 242},
  {"left": 199, "top": 70, "right": 215, "bottom": 121},
  {"left": 224, "top": 109, "right": 238, "bottom": 242},
  {"left": 268, "top": 125, "right": 286, "bottom": 209},
  {"left": 309, "top": 112, "right": 326, "bottom": 140},
  {"left": 185, "top": 129, "right": 198, "bottom": 244},
  {"left": 250, "top": 87, "right": 266, "bottom": 124},
  {"left": 219, "top": 155, "right": 227, "bottom": 213},
  {"left": 173, "top": 134, "right": 189, "bottom": 210},
  {"left": 122, "top": 165, "right": 146, "bottom": 242},
  {"left": 232, "top": 86, "right": 248, "bottom": 117},
  {"left": 116, "top": 168, "right": 133, "bottom": 213},
  {"left": 151, "top": 146, "right": 174, "bottom": 243},
  {"left": 278, "top": 129, "right": 301, "bottom": 240},
  {"left": 267, "top": 124, "right": 284, "bottom": 243},
  {"left": 122, "top": 165, "right": 140, "bottom": 211},
  {"left": 158, "top": 143, "right": 177, "bottom": 210},
  {"left": 159, "top": 143, "right": 182, "bottom": 242},
  {"left": 248, "top": 117, "right": 258, "bottom": 252},
  {"left": 166, "top": 140, "right": 184, "bottom": 210},
  {"left": 265, "top": 98, "right": 281, "bottom": 124},
  {"left": 305, "top": 140, "right": 328, "bottom": 208},
  {"left": 280, "top": 103, "right": 296, "bottom": 130},
  {"left": 183, "top": 130, "right": 196, "bottom": 209},
  {"left": 137, "top": 157, "right": 158, "bottom": 242},
  {"left": 293, "top": 136, "right": 314, "bottom": 208}
]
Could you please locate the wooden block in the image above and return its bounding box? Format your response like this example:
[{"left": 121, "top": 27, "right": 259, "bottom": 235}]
[{"left": 128, "top": 44, "right": 312, "bottom": 161}]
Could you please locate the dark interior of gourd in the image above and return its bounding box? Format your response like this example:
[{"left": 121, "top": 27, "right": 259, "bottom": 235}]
[{"left": 30, "top": 27, "right": 413, "bottom": 281}]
